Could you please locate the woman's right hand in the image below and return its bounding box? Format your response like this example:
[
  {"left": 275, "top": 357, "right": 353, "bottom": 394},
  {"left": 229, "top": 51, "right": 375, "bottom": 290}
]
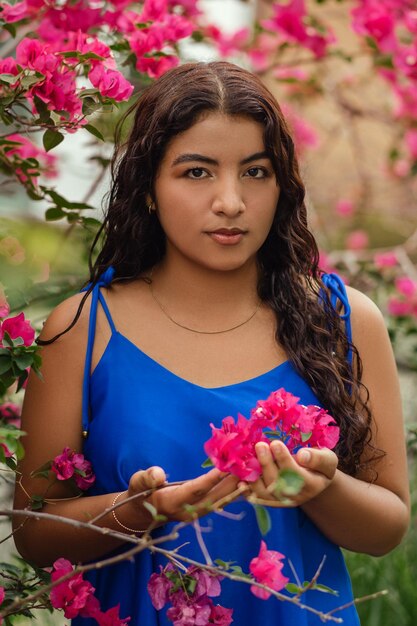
[{"left": 128, "top": 466, "right": 240, "bottom": 522}]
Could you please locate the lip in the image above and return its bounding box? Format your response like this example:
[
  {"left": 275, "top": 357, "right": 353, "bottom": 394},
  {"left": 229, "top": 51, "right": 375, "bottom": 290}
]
[{"left": 206, "top": 228, "right": 247, "bottom": 245}]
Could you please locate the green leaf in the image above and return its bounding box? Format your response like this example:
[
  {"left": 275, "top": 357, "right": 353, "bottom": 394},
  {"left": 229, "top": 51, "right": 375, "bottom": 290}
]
[
  {"left": 3, "top": 23, "right": 17, "bottom": 37},
  {"left": 43, "top": 128, "right": 64, "bottom": 152},
  {"left": 82, "top": 98, "right": 101, "bottom": 116},
  {"left": 31, "top": 460, "right": 52, "bottom": 479},
  {"left": 84, "top": 124, "right": 105, "bottom": 141},
  {"left": 45, "top": 206, "right": 66, "bottom": 221},
  {"left": 20, "top": 75, "right": 43, "bottom": 89},
  {"left": 286, "top": 582, "right": 303, "bottom": 594},
  {"left": 0, "top": 354, "right": 12, "bottom": 375},
  {"left": 13, "top": 352, "right": 34, "bottom": 370},
  {"left": 30, "top": 495, "right": 45, "bottom": 510},
  {"left": 201, "top": 457, "right": 214, "bottom": 468},
  {"left": 301, "top": 431, "right": 312, "bottom": 443},
  {"left": 0, "top": 73, "right": 18, "bottom": 85},
  {"left": 253, "top": 504, "right": 271, "bottom": 536},
  {"left": 273, "top": 468, "right": 305, "bottom": 499},
  {"left": 142, "top": 500, "right": 158, "bottom": 519},
  {"left": 312, "top": 582, "right": 339, "bottom": 595},
  {"left": 1, "top": 332, "right": 13, "bottom": 348}
]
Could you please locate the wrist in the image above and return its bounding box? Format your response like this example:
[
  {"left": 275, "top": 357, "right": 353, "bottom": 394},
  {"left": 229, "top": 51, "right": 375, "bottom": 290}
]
[{"left": 110, "top": 491, "right": 153, "bottom": 535}]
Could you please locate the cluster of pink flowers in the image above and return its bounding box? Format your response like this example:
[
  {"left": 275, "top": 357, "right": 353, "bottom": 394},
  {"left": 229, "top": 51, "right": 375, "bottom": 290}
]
[
  {"left": 0, "top": 0, "right": 198, "bottom": 86},
  {"left": 147, "top": 564, "right": 233, "bottom": 626},
  {"left": 0, "top": 36, "right": 133, "bottom": 129},
  {"left": 350, "top": 1, "right": 417, "bottom": 168},
  {"left": 249, "top": 541, "right": 289, "bottom": 600},
  {"left": 50, "top": 558, "right": 129, "bottom": 625},
  {"left": 2, "top": 133, "right": 58, "bottom": 186},
  {"left": 388, "top": 275, "right": 417, "bottom": 318},
  {"left": 262, "top": 0, "right": 336, "bottom": 59},
  {"left": 0, "top": 294, "right": 35, "bottom": 348},
  {"left": 52, "top": 447, "right": 96, "bottom": 491},
  {"left": 204, "top": 388, "right": 340, "bottom": 482}
]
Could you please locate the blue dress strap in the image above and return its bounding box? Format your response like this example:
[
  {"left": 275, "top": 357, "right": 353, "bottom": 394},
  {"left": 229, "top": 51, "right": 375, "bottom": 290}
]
[
  {"left": 320, "top": 273, "right": 353, "bottom": 367},
  {"left": 81, "top": 266, "right": 115, "bottom": 437}
]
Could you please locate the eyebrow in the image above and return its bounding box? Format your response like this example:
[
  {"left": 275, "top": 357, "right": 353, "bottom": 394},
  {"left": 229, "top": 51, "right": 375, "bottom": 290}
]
[{"left": 171, "top": 151, "right": 270, "bottom": 167}]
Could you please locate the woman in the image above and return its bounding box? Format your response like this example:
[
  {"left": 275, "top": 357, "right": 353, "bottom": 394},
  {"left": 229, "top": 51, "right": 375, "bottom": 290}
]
[{"left": 14, "top": 62, "right": 409, "bottom": 625}]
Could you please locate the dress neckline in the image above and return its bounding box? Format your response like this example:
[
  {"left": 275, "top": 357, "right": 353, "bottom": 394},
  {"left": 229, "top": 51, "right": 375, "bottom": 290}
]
[{"left": 92, "top": 331, "right": 292, "bottom": 392}]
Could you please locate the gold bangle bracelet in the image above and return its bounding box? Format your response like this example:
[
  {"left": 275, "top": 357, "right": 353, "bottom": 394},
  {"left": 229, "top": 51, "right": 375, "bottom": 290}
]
[{"left": 111, "top": 492, "right": 146, "bottom": 535}]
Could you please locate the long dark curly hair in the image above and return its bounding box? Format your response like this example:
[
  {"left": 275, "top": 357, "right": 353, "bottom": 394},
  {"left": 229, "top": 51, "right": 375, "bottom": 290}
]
[{"left": 45, "top": 61, "right": 380, "bottom": 476}]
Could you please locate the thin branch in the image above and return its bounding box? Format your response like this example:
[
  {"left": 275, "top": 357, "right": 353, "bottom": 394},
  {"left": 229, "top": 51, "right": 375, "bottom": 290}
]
[{"left": 192, "top": 519, "right": 213, "bottom": 565}]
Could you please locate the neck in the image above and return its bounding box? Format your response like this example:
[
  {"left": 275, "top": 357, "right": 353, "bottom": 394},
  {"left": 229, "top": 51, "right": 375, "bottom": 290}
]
[{"left": 150, "top": 257, "right": 261, "bottom": 326}]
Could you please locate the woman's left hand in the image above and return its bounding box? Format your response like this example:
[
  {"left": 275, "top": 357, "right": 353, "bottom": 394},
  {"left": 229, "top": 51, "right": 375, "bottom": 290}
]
[{"left": 240, "top": 441, "right": 338, "bottom": 507}]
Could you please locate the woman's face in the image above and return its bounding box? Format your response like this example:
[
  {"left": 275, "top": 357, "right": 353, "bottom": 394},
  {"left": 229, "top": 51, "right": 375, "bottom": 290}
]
[{"left": 153, "top": 112, "right": 280, "bottom": 273}]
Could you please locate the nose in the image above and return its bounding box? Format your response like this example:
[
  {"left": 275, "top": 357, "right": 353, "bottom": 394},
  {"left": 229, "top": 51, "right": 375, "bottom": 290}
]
[{"left": 211, "top": 177, "right": 245, "bottom": 217}]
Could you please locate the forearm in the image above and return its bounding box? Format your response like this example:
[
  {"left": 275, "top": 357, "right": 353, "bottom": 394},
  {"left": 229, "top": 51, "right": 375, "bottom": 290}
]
[
  {"left": 13, "top": 490, "right": 156, "bottom": 567},
  {"left": 301, "top": 469, "right": 409, "bottom": 556}
]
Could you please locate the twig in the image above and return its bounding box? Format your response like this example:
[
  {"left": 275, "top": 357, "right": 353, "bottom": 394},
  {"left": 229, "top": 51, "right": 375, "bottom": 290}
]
[
  {"left": 327, "top": 589, "right": 389, "bottom": 616},
  {"left": 192, "top": 519, "right": 213, "bottom": 565}
]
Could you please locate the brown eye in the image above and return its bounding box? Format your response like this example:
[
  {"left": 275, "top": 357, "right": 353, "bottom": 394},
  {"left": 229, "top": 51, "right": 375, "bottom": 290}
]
[
  {"left": 187, "top": 168, "right": 208, "bottom": 179},
  {"left": 246, "top": 167, "right": 267, "bottom": 178}
]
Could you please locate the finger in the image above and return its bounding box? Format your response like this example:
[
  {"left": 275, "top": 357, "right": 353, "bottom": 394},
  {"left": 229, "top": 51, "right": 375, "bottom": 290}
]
[
  {"left": 255, "top": 442, "right": 280, "bottom": 488},
  {"left": 244, "top": 476, "right": 272, "bottom": 500},
  {"left": 270, "top": 440, "right": 298, "bottom": 470},
  {"left": 175, "top": 469, "right": 229, "bottom": 505},
  {"left": 130, "top": 466, "right": 167, "bottom": 492},
  {"left": 296, "top": 448, "right": 338, "bottom": 479}
]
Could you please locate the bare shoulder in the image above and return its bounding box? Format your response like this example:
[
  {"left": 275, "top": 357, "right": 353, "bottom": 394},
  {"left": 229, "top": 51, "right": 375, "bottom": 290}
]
[
  {"left": 39, "top": 291, "right": 91, "bottom": 344},
  {"left": 344, "top": 285, "right": 387, "bottom": 343}
]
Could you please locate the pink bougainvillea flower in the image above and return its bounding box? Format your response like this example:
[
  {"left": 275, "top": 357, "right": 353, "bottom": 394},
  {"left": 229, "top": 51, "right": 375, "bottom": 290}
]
[
  {"left": 51, "top": 447, "right": 95, "bottom": 490},
  {"left": 249, "top": 541, "right": 289, "bottom": 600},
  {"left": 0, "top": 402, "right": 21, "bottom": 427},
  {"left": 262, "top": 0, "right": 335, "bottom": 58},
  {"left": 335, "top": 199, "right": 355, "bottom": 217},
  {"left": 395, "top": 276, "right": 417, "bottom": 298},
  {"left": 374, "top": 251, "right": 398, "bottom": 269},
  {"left": 135, "top": 54, "right": 179, "bottom": 78},
  {"left": 188, "top": 567, "right": 222, "bottom": 599},
  {"left": 303, "top": 405, "right": 340, "bottom": 449},
  {"left": 147, "top": 564, "right": 230, "bottom": 624},
  {"left": 0, "top": 312, "right": 35, "bottom": 347},
  {"left": 88, "top": 65, "right": 134, "bottom": 102},
  {"left": 280, "top": 103, "right": 319, "bottom": 155},
  {"left": 4, "top": 134, "right": 58, "bottom": 182},
  {"left": 351, "top": 1, "right": 397, "bottom": 53},
  {"left": 0, "top": 442, "right": 13, "bottom": 458},
  {"left": 318, "top": 250, "right": 337, "bottom": 275},
  {"left": 405, "top": 128, "right": 417, "bottom": 159},
  {"left": 388, "top": 275, "right": 417, "bottom": 318},
  {"left": 205, "top": 25, "right": 250, "bottom": 57},
  {"left": 393, "top": 82, "right": 417, "bottom": 120},
  {"left": 166, "top": 590, "right": 212, "bottom": 626},
  {"left": 204, "top": 414, "right": 265, "bottom": 482},
  {"left": 345, "top": 229, "right": 369, "bottom": 251},
  {"left": 209, "top": 604, "right": 234, "bottom": 625},
  {"left": 148, "top": 567, "right": 174, "bottom": 610},
  {"left": 50, "top": 558, "right": 98, "bottom": 620},
  {"left": 95, "top": 604, "right": 131, "bottom": 626}
]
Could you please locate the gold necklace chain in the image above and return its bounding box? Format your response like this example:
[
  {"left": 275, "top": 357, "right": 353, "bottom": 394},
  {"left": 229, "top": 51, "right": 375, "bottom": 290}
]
[{"left": 148, "top": 277, "right": 261, "bottom": 335}]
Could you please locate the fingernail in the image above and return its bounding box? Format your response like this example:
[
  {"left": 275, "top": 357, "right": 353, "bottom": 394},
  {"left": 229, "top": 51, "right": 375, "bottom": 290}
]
[
  {"left": 298, "top": 450, "right": 311, "bottom": 464},
  {"left": 257, "top": 444, "right": 267, "bottom": 458}
]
